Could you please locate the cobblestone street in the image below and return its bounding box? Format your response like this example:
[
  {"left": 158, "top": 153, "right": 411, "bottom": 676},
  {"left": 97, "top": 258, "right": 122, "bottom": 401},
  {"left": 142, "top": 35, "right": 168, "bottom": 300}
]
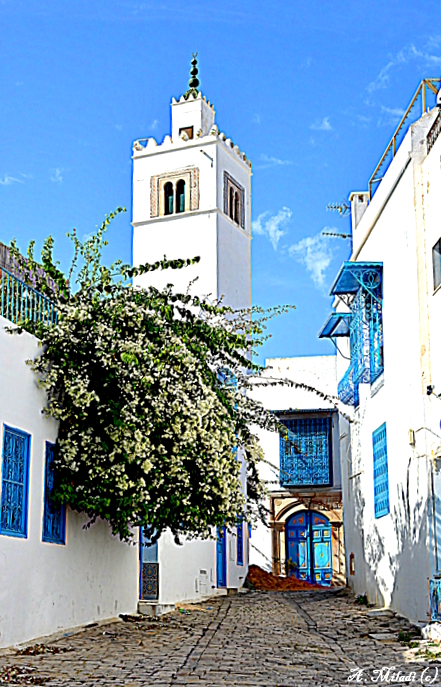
[{"left": 1, "top": 589, "right": 440, "bottom": 686}]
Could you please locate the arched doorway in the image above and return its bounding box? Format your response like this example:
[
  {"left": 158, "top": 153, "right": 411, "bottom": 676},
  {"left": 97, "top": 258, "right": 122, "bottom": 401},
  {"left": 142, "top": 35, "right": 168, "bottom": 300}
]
[{"left": 285, "top": 511, "right": 332, "bottom": 586}]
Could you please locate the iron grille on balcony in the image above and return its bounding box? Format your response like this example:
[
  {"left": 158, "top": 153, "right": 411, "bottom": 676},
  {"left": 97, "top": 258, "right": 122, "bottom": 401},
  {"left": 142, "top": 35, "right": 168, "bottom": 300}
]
[
  {"left": 279, "top": 416, "right": 332, "bottom": 488},
  {"left": 319, "top": 262, "right": 383, "bottom": 407},
  {"left": 0, "top": 266, "right": 57, "bottom": 328}
]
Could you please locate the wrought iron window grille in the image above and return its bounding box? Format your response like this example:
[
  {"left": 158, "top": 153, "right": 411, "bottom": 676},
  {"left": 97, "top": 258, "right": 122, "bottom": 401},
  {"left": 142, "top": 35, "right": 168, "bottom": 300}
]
[
  {"left": 42, "top": 442, "right": 66, "bottom": 545},
  {"left": 319, "top": 263, "right": 383, "bottom": 407},
  {"left": 0, "top": 426, "right": 31, "bottom": 538},
  {"left": 279, "top": 416, "right": 332, "bottom": 488}
]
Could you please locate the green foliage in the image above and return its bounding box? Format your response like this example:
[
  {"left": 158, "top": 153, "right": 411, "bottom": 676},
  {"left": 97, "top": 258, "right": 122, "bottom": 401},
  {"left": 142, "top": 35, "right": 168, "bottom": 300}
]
[
  {"left": 355, "top": 594, "right": 370, "bottom": 606},
  {"left": 11, "top": 209, "right": 291, "bottom": 542}
]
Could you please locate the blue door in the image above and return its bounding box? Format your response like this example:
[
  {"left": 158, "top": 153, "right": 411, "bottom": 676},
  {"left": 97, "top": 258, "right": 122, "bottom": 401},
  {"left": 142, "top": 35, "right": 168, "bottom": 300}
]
[
  {"left": 139, "top": 527, "right": 159, "bottom": 600},
  {"left": 286, "top": 511, "right": 332, "bottom": 586},
  {"left": 216, "top": 526, "right": 227, "bottom": 587}
]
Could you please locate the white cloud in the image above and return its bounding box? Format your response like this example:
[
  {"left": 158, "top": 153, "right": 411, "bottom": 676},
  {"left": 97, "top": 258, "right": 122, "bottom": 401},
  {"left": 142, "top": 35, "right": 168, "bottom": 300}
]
[
  {"left": 115, "top": 124, "right": 123, "bottom": 131},
  {"left": 252, "top": 113, "right": 261, "bottom": 124},
  {"left": 0, "top": 175, "right": 24, "bottom": 186},
  {"left": 368, "top": 41, "right": 441, "bottom": 93},
  {"left": 378, "top": 105, "right": 405, "bottom": 127},
  {"left": 51, "top": 168, "right": 63, "bottom": 183},
  {"left": 150, "top": 119, "right": 159, "bottom": 130},
  {"left": 254, "top": 154, "right": 293, "bottom": 170},
  {"left": 252, "top": 207, "right": 292, "bottom": 250},
  {"left": 288, "top": 230, "right": 335, "bottom": 289},
  {"left": 310, "top": 117, "right": 332, "bottom": 131}
]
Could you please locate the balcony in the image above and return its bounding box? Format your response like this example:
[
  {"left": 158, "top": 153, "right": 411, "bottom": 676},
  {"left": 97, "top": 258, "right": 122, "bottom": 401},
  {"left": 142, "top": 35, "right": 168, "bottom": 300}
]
[
  {"left": 1, "top": 266, "right": 57, "bottom": 328},
  {"left": 319, "top": 262, "right": 383, "bottom": 407}
]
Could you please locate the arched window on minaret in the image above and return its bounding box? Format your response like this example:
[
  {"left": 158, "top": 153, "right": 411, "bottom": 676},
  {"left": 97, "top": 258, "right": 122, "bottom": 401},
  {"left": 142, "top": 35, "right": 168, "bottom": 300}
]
[
  {"left": 164, "top": 182, "right": 174, "bottom": 215},
  {"left": 176, "top": 179, "right": 186, "bottom": 213},
  {"left": 234, "top": 192, "right": 240, "bottom": 224},
  {"left": 229, "top": 187, "right": 235, "bottom": 220}
]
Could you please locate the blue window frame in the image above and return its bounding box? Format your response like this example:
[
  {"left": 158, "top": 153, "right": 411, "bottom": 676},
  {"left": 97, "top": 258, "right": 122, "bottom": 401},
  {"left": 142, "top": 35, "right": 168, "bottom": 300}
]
[
  {"left": 237, "top": 518, "right": 244, "bottom": 565},
  {"left": 0, "top": 426, "right": 31, "bottom": 538},
  {"left": 279, "top": 416, "right": 332, "bottom": 487},
  {"left": 42, "top": 442, "right": 66, "bottom": 544},
  {"left": 373, "top": 423, "right": 389, "bottom": 518}
]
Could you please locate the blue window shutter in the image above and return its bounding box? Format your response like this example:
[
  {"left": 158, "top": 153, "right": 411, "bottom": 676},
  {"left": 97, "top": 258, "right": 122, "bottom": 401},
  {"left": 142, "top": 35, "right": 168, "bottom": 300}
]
[
  {"left": 42, "top": 442, "right": 66, "bottom": 544},
  {"left": 0, "top": 426, "right": 31, "bottom": 537},
  {"left": 237, "top": 518, "right": 244, "bottom": 565},
  {"left": 372, "top": 423, "right": 389, "bottom": 518}
]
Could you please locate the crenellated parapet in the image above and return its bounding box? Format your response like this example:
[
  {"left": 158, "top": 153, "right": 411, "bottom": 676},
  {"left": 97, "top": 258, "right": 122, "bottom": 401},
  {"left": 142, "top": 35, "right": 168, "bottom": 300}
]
[{"left": 133, "top": 89, "right": 251, "bottom": 168}]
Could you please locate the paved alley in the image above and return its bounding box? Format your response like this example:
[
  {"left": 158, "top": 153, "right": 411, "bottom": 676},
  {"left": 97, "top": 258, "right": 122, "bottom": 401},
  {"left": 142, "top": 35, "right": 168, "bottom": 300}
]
[{"left": 1, "top": 589, "right": 439, "bottom": 686}]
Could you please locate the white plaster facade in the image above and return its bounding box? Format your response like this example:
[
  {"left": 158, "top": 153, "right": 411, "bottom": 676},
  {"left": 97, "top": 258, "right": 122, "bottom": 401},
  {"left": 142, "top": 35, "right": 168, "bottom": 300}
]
[
  {"left": 249, "top": 356, "right": 347, "bottom": 584},
  {"left": 327, "top": 104, "right": 441, "bottom": 623},
  {"left": 0, "top": 316, "right": 138, "bottom": 648},
  {"left": 132, "top": 88, "right": 251, "bottom": 607}
]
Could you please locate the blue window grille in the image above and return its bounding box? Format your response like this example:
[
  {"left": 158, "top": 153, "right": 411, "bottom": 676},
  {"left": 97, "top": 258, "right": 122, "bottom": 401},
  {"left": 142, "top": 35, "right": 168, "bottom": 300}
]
[
  {"left": 373, "top": 423, "right": 389, "bottom": 518},
  {"left": 42, "top": 442, "right": 66, "bottom": 544},
  {"left": 0, "top": 426, "right": 31, "bottom": 537},
  {"left": 237, "top": 518, "right": 244, "bottom": 565},
  {"left": 319, "top": 263, "right": 383, "bottom": 407},
  {"left": 279, "top": 417, "right": 332, "bottom": 488},
  {"left": 1, "top": 267, "right": 57, "bottom": 328}
]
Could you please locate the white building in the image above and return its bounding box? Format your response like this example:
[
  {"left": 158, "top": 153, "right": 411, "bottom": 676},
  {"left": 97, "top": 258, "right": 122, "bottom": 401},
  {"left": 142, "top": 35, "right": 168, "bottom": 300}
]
[
  {"left": 319, "top": 81, "right": 441, "bottom": 623},
  {"left": 131, "top": 56, "right": 251, "bottom": 611},
  {"left": 0, "top": 252, "right": 138, "bottom": 648},
  {"left": 249, "top": 356, "right": 346, "bottom": 586}
]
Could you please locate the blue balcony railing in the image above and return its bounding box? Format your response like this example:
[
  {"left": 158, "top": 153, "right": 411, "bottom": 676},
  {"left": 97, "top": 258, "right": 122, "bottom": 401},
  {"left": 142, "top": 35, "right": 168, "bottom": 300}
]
[{"left": 0, "top": 267, "right": 57, "bottom": 328}]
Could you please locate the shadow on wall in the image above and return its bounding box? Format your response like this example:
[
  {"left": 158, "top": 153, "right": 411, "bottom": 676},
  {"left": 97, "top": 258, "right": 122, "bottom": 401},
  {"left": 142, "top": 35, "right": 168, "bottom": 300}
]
[
  {"left": 389, "top": 459, "right": 429, "bottom": 623},
  {"left": 351, "top": 450, "right": 428, "bottom": 621},
  {"left": 351, "top": 477, "right": 385, "bottom": 609}
]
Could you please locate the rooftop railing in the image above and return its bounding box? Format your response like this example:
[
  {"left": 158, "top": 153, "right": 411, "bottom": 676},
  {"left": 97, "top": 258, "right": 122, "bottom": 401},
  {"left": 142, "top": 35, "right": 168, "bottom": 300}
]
[
  {"left": 1, "top": 266, "right": 57, "bottom": 328},
  {"left": 369, "top": 78, "right": 441, "bottom": 200}
]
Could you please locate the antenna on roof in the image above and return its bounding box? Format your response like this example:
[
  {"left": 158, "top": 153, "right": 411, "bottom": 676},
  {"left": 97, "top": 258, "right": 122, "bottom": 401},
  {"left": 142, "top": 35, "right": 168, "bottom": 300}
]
[{"left": 326, "top": 200, "right": 350, "bottom": 217}]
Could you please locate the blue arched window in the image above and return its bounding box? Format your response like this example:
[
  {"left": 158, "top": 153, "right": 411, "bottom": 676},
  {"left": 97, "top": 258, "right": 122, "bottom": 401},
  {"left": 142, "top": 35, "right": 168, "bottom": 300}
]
[
  {"left": 176, "top": 179, "right": 186, "bottom": 213},
  {"left": 164, "top": 182, "right": 174, "bottom": 216}
]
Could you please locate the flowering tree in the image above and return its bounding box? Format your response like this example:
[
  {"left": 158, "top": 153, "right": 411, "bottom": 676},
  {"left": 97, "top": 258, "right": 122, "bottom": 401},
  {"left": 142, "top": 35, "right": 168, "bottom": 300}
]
[{"left": 10, "top": 209, "right": 288, "bottom": 542}]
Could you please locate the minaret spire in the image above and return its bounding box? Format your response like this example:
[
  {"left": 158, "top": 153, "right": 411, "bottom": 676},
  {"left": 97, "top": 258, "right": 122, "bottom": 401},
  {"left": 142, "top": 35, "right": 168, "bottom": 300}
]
[{"left": 184, "top": 53, "right": 200, "bottom": 100}]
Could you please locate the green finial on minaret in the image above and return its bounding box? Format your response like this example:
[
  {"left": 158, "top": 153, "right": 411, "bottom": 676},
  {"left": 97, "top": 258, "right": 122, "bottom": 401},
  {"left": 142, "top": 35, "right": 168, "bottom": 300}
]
[{"left": 183, "top": 53, "right": 200, "bottom": 100}]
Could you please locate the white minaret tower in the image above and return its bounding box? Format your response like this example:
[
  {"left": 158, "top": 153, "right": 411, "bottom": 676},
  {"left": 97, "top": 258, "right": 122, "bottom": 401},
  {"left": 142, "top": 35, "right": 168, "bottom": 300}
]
[{"left": 132, "top": 54, "right": 252, "bottom": 310}]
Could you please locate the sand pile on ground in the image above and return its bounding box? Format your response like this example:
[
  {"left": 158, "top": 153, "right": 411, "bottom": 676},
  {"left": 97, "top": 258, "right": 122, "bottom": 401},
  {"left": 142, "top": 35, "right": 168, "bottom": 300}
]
[{"left": 245, "top": 564, "right": 321, "bottom": 591}]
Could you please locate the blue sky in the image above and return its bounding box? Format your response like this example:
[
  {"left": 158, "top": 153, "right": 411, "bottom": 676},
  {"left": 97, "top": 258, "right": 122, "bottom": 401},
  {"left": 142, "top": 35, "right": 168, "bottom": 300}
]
[{"left": 0, "top": 0, "right": 440, "bottom": 363}]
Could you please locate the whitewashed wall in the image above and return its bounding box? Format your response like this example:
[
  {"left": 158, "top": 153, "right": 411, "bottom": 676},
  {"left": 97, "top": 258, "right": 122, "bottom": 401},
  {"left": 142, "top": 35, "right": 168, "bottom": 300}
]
[
  {"left": 338, "top": 109, "right": 441, "bottom": 623},
  {"left": 249, "top": 355, "right": 340, "bottom": 572},
  {"left": 154, "top": 445, "right": 249, "bottom": 605},
  {"left": 0, "top": 318, "right": 138, "bottom": 647}
]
